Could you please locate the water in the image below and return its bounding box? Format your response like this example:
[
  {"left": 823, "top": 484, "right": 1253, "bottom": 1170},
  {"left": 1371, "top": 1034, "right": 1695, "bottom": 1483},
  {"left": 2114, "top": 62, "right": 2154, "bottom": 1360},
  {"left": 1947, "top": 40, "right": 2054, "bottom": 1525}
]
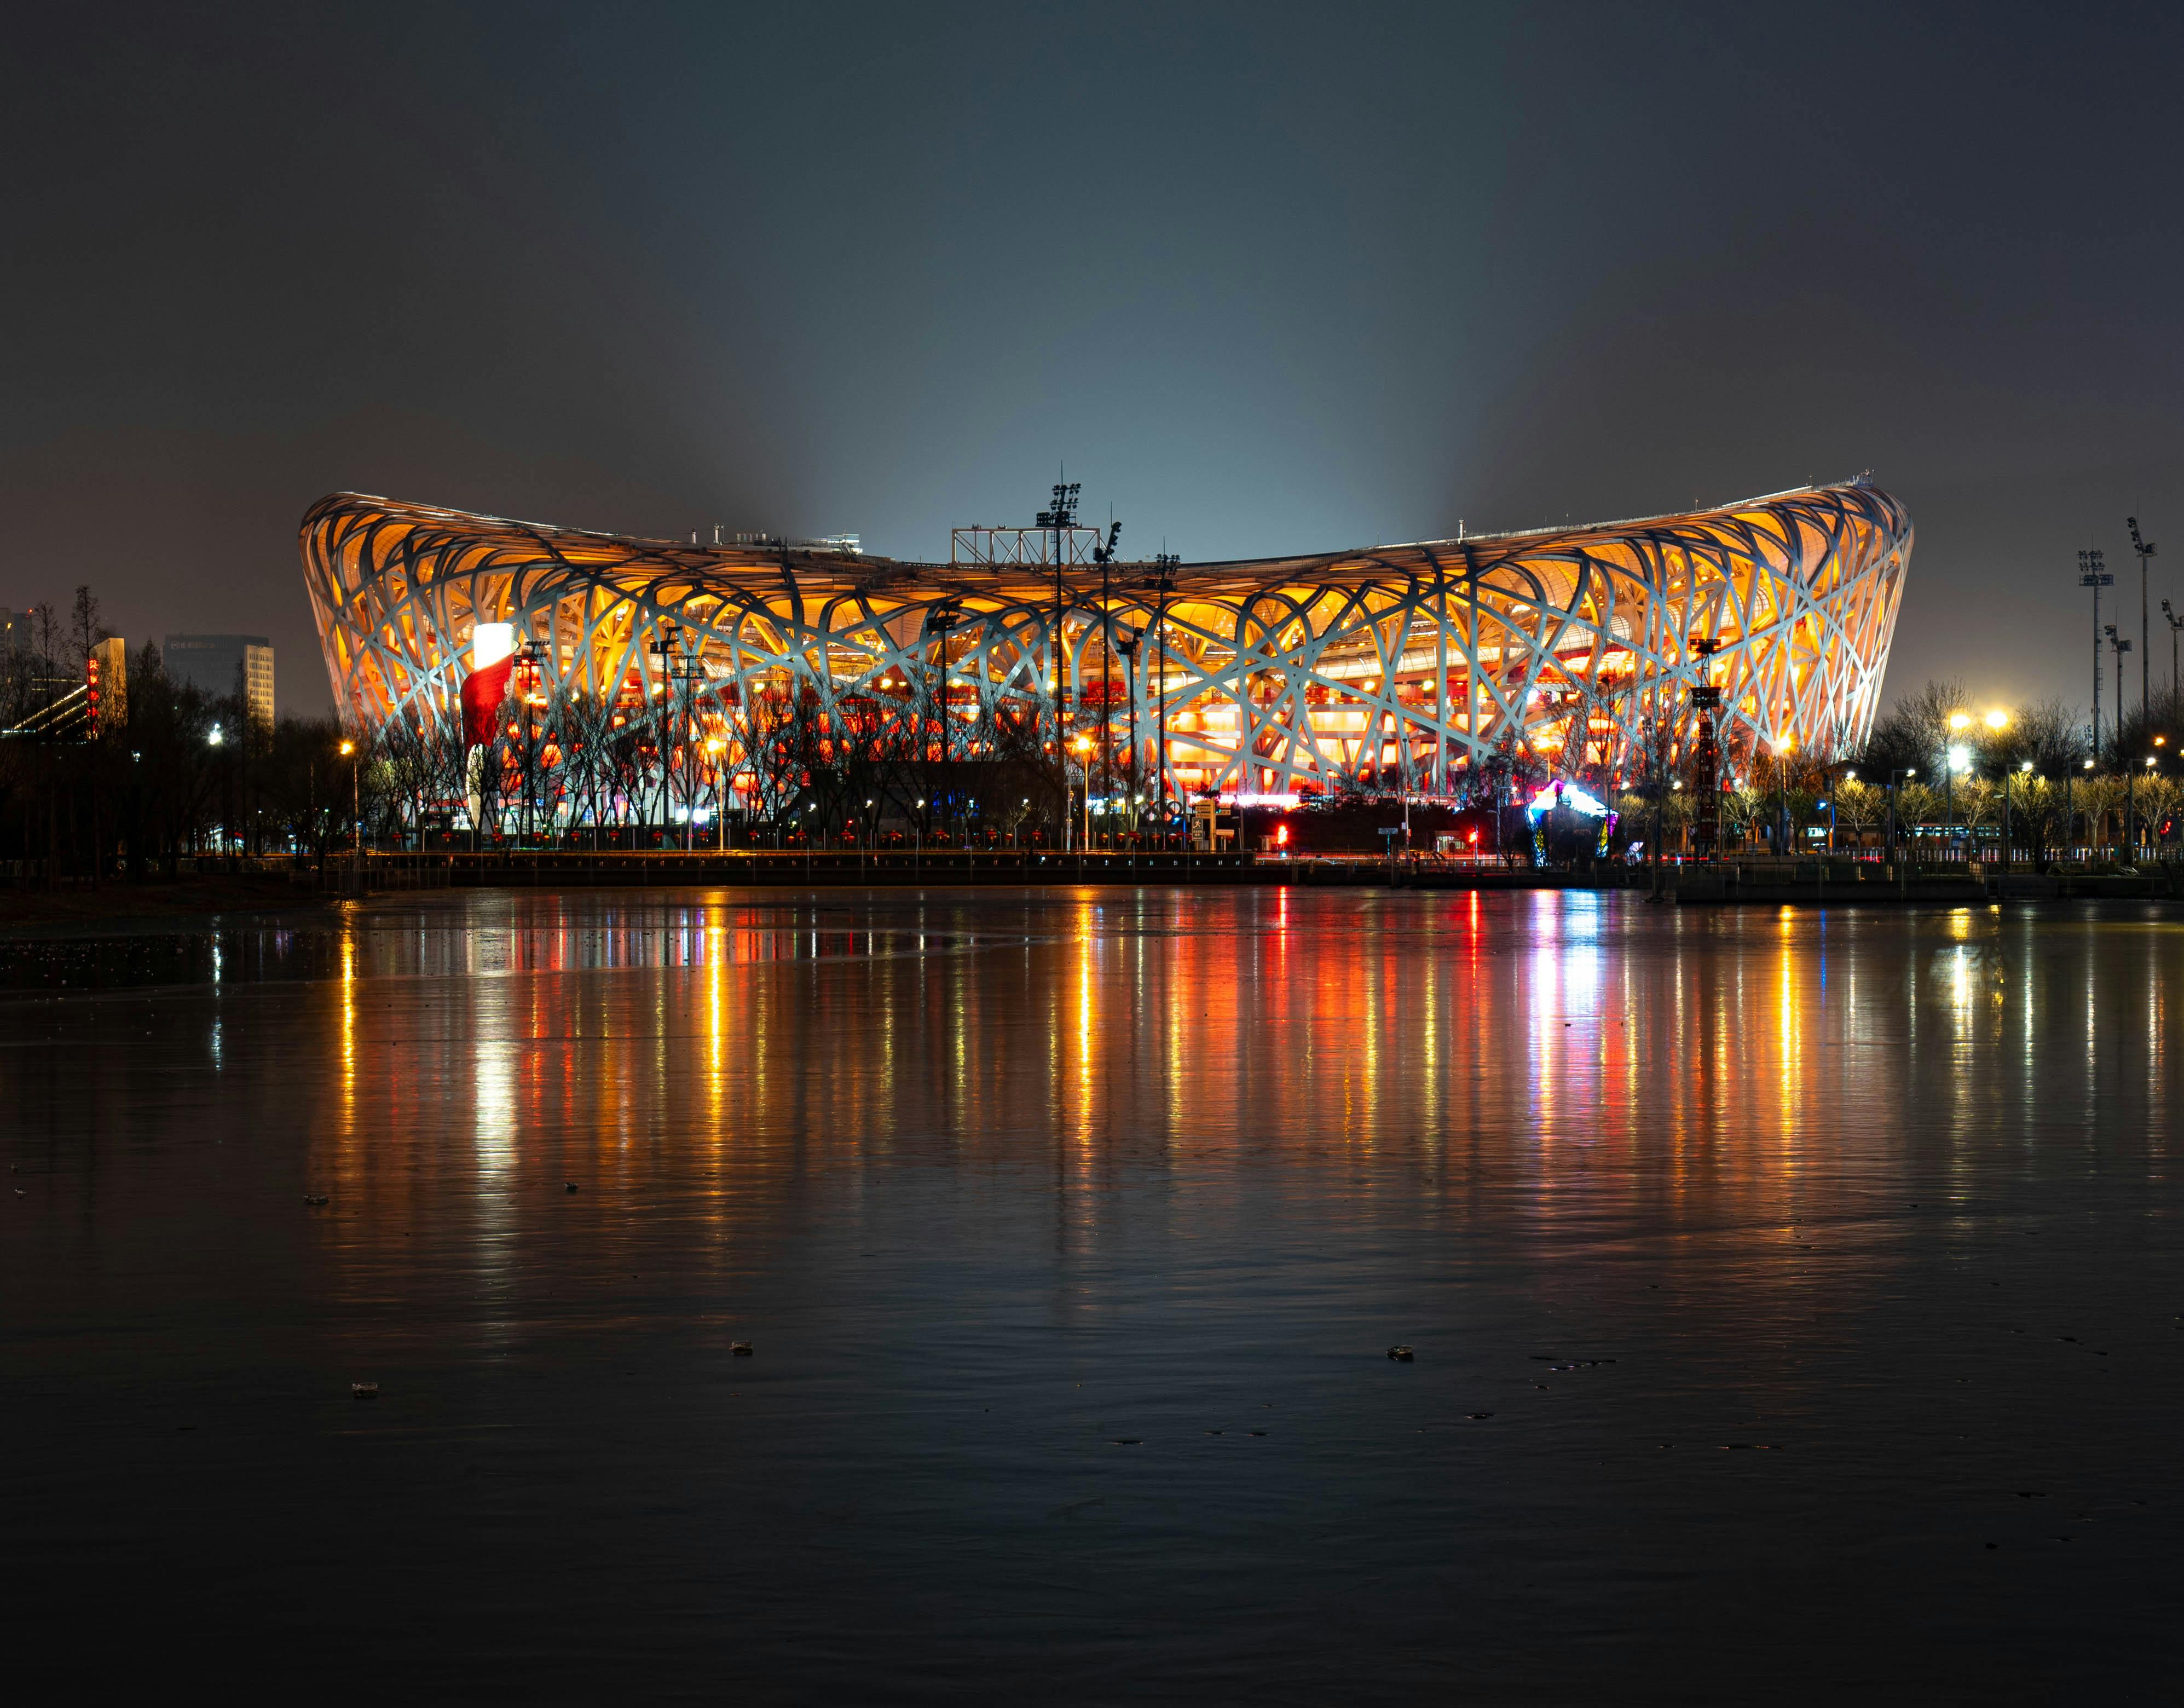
[{"left": 4, "top": 887, "right": 2180, "bottom": 1699}]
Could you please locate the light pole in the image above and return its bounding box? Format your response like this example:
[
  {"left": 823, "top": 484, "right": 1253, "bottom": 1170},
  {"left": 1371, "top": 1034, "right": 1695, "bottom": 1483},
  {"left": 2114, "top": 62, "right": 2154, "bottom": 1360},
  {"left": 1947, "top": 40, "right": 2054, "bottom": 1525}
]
[
  {"left": 2002, "top": 758, "right": 2030, "bottom": 873},
  {"left": 1151, "top": 552, "right": 1178, "bottom": 850},
  {"left": 1981, "top": 708, "right": 2010, "bottom": 863},
  {"left": 336, "top": 736, "right": 361, "bottom": 885},
  {"left": 1945, "top": 711, "right": 1972, "bottom": 860},
  {"left": 1072, "top": 734, "right": 1093, "bottom": 859},
  {"left": 2081, "top": 549, "right": 2112, "bottom": 763},
  {"left": 2131, "top": 755, "right": 2156, "bottom": 862},
  {"left": 704, "top": 737, "right": 727, "bottom": 851},
  {"left": 2108, "top": 624, "right": 2132, "bottom": 777},
  {"left": 648, "top": 619, "right": 706, "bottom": 850},
  {"left": 2129, "top": 516, "right": 2157, "bottom": 716},
  {"left": 1773, "top": 737, "right": 1795, "bottom": 857},
  {"left": 1036, "top": 477, "right": 1081, "bottom": 788},
  {"left": 1091, "top": 518, "right": 1122, "bottom": 850},
  {"left": 1887, "top": 766, "right": 1915, "bottom": 866},
  {"left": 1116, "top": 630, "right": 1139, "bottom": 845},
  {"left": 926, "top": 602, "right": 957, "bottom": 846},
  {"left": 337, "top": 737, "right": 360, "bottom": 852},
  {"left": 2067, "top": 757, "right": 2091, "bottom": 859},
  {"left": 2165, "top": 599, "right": 2182, "bottom": 700}
]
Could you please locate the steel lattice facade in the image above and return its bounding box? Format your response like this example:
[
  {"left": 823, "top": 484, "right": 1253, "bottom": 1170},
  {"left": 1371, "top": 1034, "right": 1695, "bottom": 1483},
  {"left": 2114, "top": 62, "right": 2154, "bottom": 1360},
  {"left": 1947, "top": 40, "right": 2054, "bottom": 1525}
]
[{"left": 301, "top": 481, "right": 1910, "bottom": 813}]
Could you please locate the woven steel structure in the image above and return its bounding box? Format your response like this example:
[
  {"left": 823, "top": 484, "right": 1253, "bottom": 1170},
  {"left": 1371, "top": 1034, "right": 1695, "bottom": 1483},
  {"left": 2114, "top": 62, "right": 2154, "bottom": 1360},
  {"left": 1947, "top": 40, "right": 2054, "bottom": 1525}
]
[{"left": 302, "top": 481, "right": 1909, "bottom": 817}]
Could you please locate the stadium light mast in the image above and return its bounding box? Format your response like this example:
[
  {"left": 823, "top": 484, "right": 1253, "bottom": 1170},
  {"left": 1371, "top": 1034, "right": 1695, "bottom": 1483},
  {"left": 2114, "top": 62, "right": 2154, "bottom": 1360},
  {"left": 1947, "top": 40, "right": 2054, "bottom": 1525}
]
[
  {"left": 1035, "top": 474, "right": 1081, "bottom": 843},
  {"left": 2164, "top": 598, "right": 2182, "bottom": 700},
  {"left": 1688, "top": 637, "right": 1723, "bottom": 861},
  {"left": 2080, "top": 550, "right": 2111, "bottom": 761},
  {"left": 1091, "top": 517, "right": 1122, "bottom": 845},
  {"left": 2108, "top": 624, "right": 2132, "bottom": 810},
  {"left": 926, "top": 600, "right": 960, "bottom": 844},
  {"left": 1151, "top": 552, "right": 1179, "bottom": 848},
  {"left": 2108, "top": 625, "right": 2131, "bottom": 720},
  {"left": 2129, "top": 516, "right": 2156, "bottom": 715}
]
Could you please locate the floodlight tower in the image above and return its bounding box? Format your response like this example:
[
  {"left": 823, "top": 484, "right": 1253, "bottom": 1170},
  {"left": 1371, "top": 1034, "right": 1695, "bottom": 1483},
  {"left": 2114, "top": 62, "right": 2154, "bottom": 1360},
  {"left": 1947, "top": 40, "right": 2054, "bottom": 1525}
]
[
  {"left": 2129, "top": 516, "right": 2157, "bottom": 714},
  {"left": 1034, "top": 474, "right": 1081, "bottom": 767},
  {"left": 2164, "top": 598, "right": 2182, "bottom": 701},
  {"left": 1091, "top": 518, "right": 1122, "bottom": 839},
  {"left": 2080, "top": 550, "right": 2112, "bottom": 761},
  {"left": 2110, "top": 624, "right": 2134, "bottom": 850},
  {"left": 1151, "top": 552, "right": 1179, "bottom": 844},
  {"left": 2107, "top": 624, "right": 2132, "bottom": 769},
  {"left": 1688, "top": 637, "right": 1723, "bottom": 859}
]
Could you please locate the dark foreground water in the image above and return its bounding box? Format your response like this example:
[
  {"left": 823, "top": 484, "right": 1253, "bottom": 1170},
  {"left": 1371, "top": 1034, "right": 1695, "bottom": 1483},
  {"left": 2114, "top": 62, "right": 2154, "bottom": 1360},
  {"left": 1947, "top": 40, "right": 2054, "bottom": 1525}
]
[{"left": 4, "top": 887, "right": 2181, "bottom": 1701}]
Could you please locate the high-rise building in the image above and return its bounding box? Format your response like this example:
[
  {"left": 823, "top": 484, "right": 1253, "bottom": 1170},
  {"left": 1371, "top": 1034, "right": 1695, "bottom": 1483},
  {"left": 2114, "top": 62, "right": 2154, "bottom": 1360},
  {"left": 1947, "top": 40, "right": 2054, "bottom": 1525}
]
[
  {"left": 165, "top": 633, "right": 274, "bottom": 726},
  {"left": 89, "top": 635, "right": 127, "bottom": 730}
]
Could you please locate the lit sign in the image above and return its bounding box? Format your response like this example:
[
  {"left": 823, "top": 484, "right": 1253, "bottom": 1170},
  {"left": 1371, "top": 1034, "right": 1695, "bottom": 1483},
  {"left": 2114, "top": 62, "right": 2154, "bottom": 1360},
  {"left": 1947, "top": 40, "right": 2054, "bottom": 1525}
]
[
  {"left": 1524, "top": 781, "right": 1609, "bottom": 820},
  {"left": 471, "top": 622, "right": 516, "bottom": 669}
]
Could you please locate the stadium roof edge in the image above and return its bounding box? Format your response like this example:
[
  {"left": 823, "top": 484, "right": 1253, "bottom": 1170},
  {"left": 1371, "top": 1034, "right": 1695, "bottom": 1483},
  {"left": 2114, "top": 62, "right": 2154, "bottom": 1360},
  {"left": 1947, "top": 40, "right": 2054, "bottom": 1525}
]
[{"left": 300, "top": 477, "right": 1899, "bottom": 577}]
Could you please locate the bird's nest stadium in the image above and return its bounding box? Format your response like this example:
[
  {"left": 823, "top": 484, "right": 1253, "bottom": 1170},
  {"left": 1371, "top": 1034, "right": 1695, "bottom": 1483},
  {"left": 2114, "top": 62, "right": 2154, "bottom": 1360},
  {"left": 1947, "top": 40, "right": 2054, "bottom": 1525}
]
[{"left": 301, "top": 480, "right": 1909, "bottom": 834}]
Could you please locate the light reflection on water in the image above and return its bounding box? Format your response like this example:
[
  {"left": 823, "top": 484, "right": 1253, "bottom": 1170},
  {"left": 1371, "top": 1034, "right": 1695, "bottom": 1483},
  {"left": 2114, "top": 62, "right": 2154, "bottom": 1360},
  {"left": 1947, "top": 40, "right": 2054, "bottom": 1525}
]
[{"left": 4, "top": 887, "right": 2182, "bottom": 1698}]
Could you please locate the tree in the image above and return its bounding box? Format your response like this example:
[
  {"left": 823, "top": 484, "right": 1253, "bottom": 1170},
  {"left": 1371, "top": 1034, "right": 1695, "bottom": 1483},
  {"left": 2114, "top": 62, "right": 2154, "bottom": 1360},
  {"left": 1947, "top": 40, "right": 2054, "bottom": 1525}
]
[
  {"left": 1860, "top": 678, "right": 1967, "bottom": 779},
  {"left": 2110, "top": 685, "right": 2182, "bottom": 776},
  {"left": 69, "top": 586, "right": 112, "bottom": 663},
  {"left": 1990, "top": 697, "right": 2088, "bottom": 777},
  {"left": 1834, "top": 776, "right": 1885, "bottom": 847}
]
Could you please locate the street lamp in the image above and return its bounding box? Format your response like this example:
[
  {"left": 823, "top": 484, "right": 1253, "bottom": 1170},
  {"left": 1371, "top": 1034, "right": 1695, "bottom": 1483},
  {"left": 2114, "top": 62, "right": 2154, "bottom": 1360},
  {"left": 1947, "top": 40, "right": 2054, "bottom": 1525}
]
[
  {"left": 339, "top": 738, "right": 359, "bottom": 855},
  {"left": 704, "top": 737, "right": 727, "bottom": 850},
  {"left": 1772, "top": 736, "right": 1795, "bottom": 856},
  {"left": 2002, "top": 757, "right": 2030, "bottom": 873},
  {"left": 2133, "top": 753, "right": 2158, "bottom": 863},
  {"left": 1887, "top": 766, "right": 1915, "bottom": 864},
  {"left": 1945, "top": 744, "right": 1970, "bottom": 861},
  {"left": 1071, "top": 734, "right": 1094, "bottom": 854},
  {"left": 2071, "top": 755, "right": 2094, "bottom": 861},
  {"left": 1980, "top": 710, "right": 2011, "bottom": 867}
]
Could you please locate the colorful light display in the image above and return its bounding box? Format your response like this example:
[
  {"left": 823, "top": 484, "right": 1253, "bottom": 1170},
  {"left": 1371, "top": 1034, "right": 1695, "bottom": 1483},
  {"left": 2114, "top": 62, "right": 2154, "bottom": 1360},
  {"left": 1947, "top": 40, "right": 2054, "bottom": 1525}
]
[{"left": 302, "top": 480, "right": 1909, "bottom": 816}]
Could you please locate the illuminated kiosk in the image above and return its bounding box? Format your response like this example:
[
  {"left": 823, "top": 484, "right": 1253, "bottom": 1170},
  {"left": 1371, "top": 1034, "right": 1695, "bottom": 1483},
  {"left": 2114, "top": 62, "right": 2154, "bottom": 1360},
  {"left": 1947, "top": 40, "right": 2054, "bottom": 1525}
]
[{"left": 300, "top": 480, "right": 1909, "bottom": 832}]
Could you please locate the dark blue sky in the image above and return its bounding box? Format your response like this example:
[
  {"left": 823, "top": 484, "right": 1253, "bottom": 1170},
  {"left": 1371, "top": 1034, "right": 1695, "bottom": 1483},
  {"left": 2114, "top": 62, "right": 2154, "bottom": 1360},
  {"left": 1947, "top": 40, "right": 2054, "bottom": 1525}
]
[{"left": 5, "top": 2, "right": 2180, "bottom": 715}]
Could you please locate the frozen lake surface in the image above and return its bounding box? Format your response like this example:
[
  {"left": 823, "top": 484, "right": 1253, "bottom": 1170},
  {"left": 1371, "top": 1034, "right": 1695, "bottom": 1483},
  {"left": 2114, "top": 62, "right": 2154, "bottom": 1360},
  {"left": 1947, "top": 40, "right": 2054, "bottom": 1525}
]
[{"left": 5, "top": 886, "right": 2181, "bottom": 1699}]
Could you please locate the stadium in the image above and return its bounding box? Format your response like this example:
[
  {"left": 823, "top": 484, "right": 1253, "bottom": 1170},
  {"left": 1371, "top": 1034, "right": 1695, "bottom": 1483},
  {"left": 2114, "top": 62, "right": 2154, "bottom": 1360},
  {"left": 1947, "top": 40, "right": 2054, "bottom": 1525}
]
[{"left": 301, "top": 480, "right": 1910, "bottom": 836}]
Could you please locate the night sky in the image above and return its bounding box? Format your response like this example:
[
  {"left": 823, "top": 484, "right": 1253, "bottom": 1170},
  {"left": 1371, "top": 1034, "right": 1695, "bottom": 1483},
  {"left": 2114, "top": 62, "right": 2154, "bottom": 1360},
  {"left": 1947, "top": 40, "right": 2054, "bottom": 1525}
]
[{"left": 6, "top": 2, "right": 2179, "bottom": 717}]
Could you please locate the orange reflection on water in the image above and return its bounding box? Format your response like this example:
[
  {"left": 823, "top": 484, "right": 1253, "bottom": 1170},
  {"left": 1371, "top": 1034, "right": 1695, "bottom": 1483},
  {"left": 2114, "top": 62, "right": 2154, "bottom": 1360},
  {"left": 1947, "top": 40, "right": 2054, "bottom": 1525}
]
[{"left": 283, "top": 887, "right": 2184, "bottom": 1326}]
